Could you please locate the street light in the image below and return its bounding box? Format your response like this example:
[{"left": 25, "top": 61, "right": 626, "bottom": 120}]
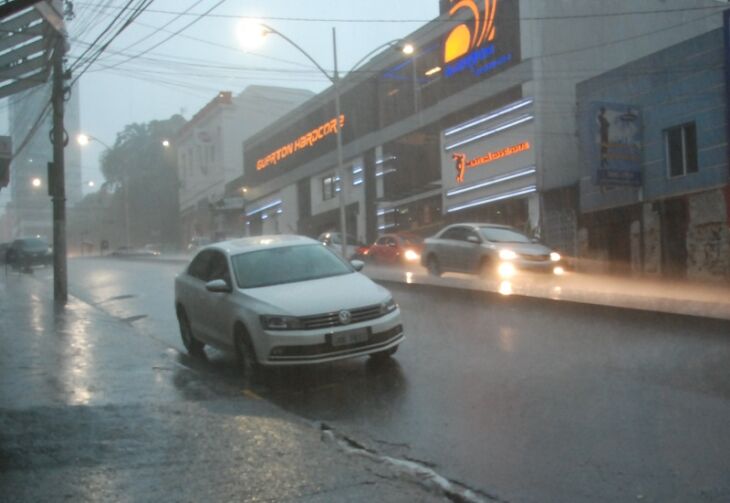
[
  {"left": 162, "top": 139, "right": 171, "bottom": 148},
  {"left": 31, "top": 177, "right": 42, "bottom": 188},
  {"left": 242, "top": 23, "right": 414, "bottom": 258},
  {"left": 77, "top": 132, "right": 129, "bottom": 248}
]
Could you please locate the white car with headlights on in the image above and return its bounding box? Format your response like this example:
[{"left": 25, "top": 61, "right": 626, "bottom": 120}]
[
  {"left": 174, "top": 235, "right": 403, "bottom": 374},
  {"left": 421, "top": 223, "right": 564, "bottom": 279}
]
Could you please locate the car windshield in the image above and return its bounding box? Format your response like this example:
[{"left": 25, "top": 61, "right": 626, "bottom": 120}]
[
  {"left": 478, "top": 227, "right": 532, "bottom": 243},
  {"left": 231, "top": 244, "right": 353, "bottom": 288}
]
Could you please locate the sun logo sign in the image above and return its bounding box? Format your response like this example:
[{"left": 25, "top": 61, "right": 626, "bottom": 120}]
[{"left": 443, "top": 0, "right": 512, "bottom": 78}]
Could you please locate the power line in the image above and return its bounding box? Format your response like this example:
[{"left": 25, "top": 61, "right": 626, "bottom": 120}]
[
  {"left": 98, "top": 0, "right": 228, "bottom": 72},
  {"left": 70, "top": 2, "right": 728, "bottom": 22},
  {"left": 69, "top": 0, "right": 141, "bottom": 73},
  {"left": 70, "top": 0, "right": 156, "bottom": 86},
  {"left": 110, "top": 0, "right": 200, "bottom": 54}
]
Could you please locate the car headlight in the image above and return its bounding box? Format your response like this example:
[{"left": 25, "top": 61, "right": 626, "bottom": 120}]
[
  {"left": 550, "top": 252, "right": 561, "bottom": 262},
  {"left": 499, "top": 249, "right": 518, "bottom": 261},
  {"left": 260, "top": 315, "right": 304, "bottom": 330},
  {"left": 403, "top": 249, "right": 420, "bottom": 262},
  {"left": 380, "top": 297, "right": 398, "bottom": 314}
]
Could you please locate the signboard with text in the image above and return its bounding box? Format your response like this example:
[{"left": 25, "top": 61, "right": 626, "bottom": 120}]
[{"left": 586, "top": 102, "right": 642, "bottom": 186}]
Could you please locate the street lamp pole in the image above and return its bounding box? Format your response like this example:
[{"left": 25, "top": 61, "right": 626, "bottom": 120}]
[
  {"left": 331, "top": 28, "right": 348, "bottom": 259},
  {"left": 256, "top": 23, "right": 349, "bottom": 258},
  {"left": 249, "top": 24, "right": 414, "bottom": 258},
  {"left": 77, "top": 133, "right": 130, "bottom": 249}
]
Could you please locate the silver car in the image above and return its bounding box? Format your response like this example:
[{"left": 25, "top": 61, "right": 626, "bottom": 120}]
[
  {"left": 421, "top": 223, "right": 564, "bottom": 278},
  {"left": 174, "top": 235, "right": 403, "bottom": 374}
]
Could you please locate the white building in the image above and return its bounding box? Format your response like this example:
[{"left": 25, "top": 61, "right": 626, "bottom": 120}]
[{"left": 176, "top": 85, "right": 313, "bottom": 246}]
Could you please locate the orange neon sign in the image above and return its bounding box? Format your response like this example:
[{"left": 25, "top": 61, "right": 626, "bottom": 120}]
[
  {"left": 444, "top": 0, "right": 498, "bottom": 64},
  {"left": 452, "top": 141, "right": 530, "bottom": 183},
  {"left": 256, "top": 114, "right": 346, "bottom": 171}
]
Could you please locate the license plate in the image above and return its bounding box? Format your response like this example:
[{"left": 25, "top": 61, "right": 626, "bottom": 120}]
[{"left": 330, "top": 329, "right": 369, "bottom": 347}]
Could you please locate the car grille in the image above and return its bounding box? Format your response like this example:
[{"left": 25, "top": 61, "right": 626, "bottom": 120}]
[
  {"left": 521, "top": 254, "right": 550, "bottom": 262},
  {"left": 300, "top": 304, "right": 384, "bottom": 329},
  {"left": 269, "top": 325, "right": 403, "bottom": 359}
]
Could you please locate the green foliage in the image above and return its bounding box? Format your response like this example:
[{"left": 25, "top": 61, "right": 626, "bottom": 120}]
[{"left": 98, "top": 114, "right": 186, "bottom": 248}]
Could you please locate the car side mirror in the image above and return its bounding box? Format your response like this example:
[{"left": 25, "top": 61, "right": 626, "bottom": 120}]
[
  {"left": 466, "top": 235, "right": 480, "bottom": 244},
  {"left": 350, "top": 260, "right": 365, "bottom": 272},
  {"left": 205, "top": 279, "right": 231, "bottom": 293}
]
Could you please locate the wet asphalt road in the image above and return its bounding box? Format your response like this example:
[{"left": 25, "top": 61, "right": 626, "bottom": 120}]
[{"left": 63, "top": 257, "right": 730, "bottom": 503}]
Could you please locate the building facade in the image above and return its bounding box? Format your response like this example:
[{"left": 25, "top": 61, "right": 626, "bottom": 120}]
[
  {"left": 577, "top": 28, "right": 730, "bottom": 279},
  {"left": 176, "top": 86, "right": 313, "bottom": 247},
  {"left": 235, "top": 0, "right": 724, "bottom": 273}
]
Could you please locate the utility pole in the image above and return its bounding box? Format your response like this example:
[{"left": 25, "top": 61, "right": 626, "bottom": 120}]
[
  {"left": 51, "top": 32, "right": 67, "bottom": 305},
  {"left": 332, "top": 27, "right": 348, "bottom": 259}
]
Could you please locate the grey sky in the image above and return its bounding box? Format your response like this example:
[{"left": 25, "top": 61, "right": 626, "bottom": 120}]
[{"left": 70, "top": 0, "right": 438, "bottom": 188}]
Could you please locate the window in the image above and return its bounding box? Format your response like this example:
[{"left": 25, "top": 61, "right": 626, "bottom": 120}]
[
  {"left": 441, "top": 227, "right": 466, "bottom": 241},
  {"left": 188, "top": 250, "right": 212, "bottom": 280},
  {"left": 665, "top": 123, "right": 698, "bottom": 178},
  {"left": 208, "top": 251, "right": 231, "bottom": 286},
  {"left": 322, "top": 175, "right": 340, "bottom": 201}
]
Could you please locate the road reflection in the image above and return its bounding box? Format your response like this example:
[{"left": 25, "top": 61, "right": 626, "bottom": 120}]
[{"left": 173, "top": 348, "right": 408, "bottom": 422}]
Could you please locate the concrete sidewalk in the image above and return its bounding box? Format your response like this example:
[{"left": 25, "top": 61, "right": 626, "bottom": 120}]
[{"left": 0, "top": 272, "right": 443, "bottom": 502}]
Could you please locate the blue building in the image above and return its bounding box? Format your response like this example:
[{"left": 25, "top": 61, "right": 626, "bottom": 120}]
[{"left": 577, "top": 28, "right": 730, "bottom": 279}]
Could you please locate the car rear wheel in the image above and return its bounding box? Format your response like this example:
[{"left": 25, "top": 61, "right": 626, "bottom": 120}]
[
  {"left": 426, "top": 255, "right": 441, "bottom": 277},
  {"left": 369, "top": 345, "right": 398, "bottom": 361},
  {"left": 234, "top": 325, "right": 260, "bottom": 378},
  {"left": 178, "top": 309, "right": 204, "bottom": 356}
]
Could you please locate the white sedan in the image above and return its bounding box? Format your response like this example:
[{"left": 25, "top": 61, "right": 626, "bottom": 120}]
[{"left": 174, "top": 235, "right": 404, "bottom": 374}]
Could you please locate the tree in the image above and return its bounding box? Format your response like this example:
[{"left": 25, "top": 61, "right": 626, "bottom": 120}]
[{"left": 100, "top": 115, "right": 185, "bottom": 249}]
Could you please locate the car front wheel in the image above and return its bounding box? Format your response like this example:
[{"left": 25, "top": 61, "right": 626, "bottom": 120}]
[
  {"left": 178, "top": 309, "right": 204, "bottom": 356},
  {"left": 426, "top": 255, "right": 441, "bottom": 277},
  {"left": 234, "top": 325, "right": 260, "bottom": 378}
]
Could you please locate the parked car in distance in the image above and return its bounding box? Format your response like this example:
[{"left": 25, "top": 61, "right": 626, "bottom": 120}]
[
  {"left": 111, "top": 246, "right": 160, "bottom": 257},
  {"left": 0, "top": 242, "right": 10, "bottom": 264},
  {"left": 174, "top": 235, "right": 404, "bottom": 374},
  {"left": 421, "top": 223, "right": 563, "bottom": 278},
  {"left": 5, "top": 237, "right": 52, "bottom": 269},
  {"left": 364, "top": 233, "right": 424, "bottom": 265},
  {"left": 317, "top": 231, "right": 369, "bottom": 259}
]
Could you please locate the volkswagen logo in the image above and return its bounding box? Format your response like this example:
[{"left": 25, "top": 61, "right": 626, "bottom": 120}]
[{"left": 338, "top": 310, "right": 352, "bottom": 325}]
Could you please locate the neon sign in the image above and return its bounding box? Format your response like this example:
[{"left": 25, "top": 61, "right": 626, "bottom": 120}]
[
  {"left": 256, "top": 114, "right": 346, "bottom": 171},
  {"left": 443, "top": 0, "right": 512, "bottom": 79},
  {"left": 452, "top": 141, "right": 530, "bottom": 183}
]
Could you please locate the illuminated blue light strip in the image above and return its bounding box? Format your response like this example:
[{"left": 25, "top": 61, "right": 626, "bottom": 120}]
[
  {"left": 377, "top": 208, "right": 396, "bottom": 216},
  {"left": 444, "top": 98, "right": 533, "bottom": 137},
  {"left": 246, "top": 199, "right": 282, "bottom": 217},
  {"left": 351, "top": 167, "right": 363, "bottom": 175},
  {"left": 444, "top": 115, "right": 534, "bottom": 151},
  {"left": 446, "top": 185, "right": 537, "bottom": 214},
  {"left": 378, "top": 223, "right": 396, "bottom": 231},
  {"left": 352, "top": 177, "right": 364, "bottom": 186},
  {"left": 446, "top": 167, "right": 536, "bottom": 197}
]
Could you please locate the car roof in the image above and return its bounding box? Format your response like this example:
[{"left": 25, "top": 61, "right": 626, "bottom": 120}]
[
  {"left": 204, "top": 234, "right": 318, "bottom": 256},
  {"left": 442, "top": 223, "right": 515, "bottom": 231}
]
